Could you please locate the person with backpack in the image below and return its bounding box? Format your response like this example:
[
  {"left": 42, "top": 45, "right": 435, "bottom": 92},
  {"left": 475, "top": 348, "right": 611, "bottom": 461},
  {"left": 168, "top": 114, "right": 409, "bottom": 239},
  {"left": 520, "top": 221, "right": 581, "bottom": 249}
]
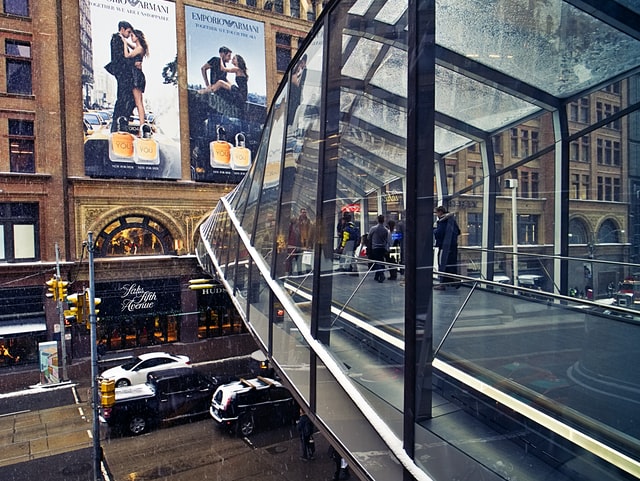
[{"left": 335, "top": 213, "right": 359, "bottom": 273}]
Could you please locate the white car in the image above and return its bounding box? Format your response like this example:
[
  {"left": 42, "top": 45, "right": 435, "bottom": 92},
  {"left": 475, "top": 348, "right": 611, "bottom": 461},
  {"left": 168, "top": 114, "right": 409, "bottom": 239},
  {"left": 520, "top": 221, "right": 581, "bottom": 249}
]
[{"left": 101, "top": 352, "right": 191, "bottom": 387}]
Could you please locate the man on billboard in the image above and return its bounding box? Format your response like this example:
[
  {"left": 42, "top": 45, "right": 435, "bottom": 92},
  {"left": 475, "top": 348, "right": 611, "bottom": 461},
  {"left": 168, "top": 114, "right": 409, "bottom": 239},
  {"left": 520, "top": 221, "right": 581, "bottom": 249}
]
[
  {"left": 200, "top": 46, "right": 233, "bottom": 96},
  {"left": 105, "top": 20, "right": 137, "bottom": 132}
]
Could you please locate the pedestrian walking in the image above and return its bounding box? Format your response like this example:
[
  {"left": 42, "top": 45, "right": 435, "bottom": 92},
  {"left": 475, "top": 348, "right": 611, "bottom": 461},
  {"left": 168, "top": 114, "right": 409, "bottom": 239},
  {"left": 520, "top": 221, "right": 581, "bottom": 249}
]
[
  {"left": 368, "top": 214, "right": 390, "bottom": 283},
  {"left": 433, "top": 205, "right": 460, "bottom": 289},
  {"left": 386, "top": 219, "right": 398, "bottom": 280},
  {"left": 297, "top": 408, "right": 315, "bottom": 460},
  {"left": 329, "top": 445, "right": 350, "bottom": 480},
  {"left": 336, "top": 213, "right": 359, "bottom": 272}
]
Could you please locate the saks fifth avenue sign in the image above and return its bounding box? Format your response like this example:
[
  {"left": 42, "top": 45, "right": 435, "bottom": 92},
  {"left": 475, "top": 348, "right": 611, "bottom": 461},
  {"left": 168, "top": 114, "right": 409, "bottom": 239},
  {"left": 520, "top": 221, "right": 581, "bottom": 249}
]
[
  {"left": 120, "top": 283, "right": 157, "bottom": 313},
  {"left": 97, "top": 278, "right": 181, "bottom": 318}
]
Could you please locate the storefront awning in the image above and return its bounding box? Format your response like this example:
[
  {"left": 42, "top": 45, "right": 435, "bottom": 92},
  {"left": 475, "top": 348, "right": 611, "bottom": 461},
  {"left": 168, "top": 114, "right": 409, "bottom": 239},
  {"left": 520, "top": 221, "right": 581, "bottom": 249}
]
[{"left": 0, "top": 318, "right": 46, "bottom": 336}]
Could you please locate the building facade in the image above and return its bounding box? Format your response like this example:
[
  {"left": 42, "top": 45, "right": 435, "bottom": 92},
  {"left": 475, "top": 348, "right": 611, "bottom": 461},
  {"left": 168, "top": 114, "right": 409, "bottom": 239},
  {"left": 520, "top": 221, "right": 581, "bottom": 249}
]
[{"left": 0, "top": 0, "right": 316, "bottom": 376}]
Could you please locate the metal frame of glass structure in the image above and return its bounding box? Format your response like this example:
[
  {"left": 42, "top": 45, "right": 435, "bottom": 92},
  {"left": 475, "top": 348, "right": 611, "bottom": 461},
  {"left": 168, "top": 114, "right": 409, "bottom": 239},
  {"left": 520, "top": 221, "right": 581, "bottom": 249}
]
[{"left": 196, "top": 1, "right": 640, "bottom": 480}]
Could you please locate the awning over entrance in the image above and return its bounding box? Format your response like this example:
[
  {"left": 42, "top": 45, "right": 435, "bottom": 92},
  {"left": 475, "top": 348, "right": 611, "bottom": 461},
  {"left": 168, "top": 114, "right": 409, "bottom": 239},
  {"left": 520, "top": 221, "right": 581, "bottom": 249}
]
[{"left": 0, "top": 317, "right": 46, "bottom": 336}]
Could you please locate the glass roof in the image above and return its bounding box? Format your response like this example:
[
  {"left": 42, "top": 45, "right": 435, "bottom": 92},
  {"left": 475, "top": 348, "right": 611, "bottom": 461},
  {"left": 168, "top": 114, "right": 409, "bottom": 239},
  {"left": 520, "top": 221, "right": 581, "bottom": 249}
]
[
  {"left": 339, "top": 0, "right": 640, "bottom": 155},
  {"left": 436, "top": 0, "right": 640, "bottom": 98}
]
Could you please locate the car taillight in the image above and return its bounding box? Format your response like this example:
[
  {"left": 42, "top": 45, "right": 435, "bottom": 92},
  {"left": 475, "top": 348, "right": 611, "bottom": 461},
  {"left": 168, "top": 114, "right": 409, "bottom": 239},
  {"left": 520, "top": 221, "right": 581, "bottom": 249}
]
[{"left": 185, "top": 361, "right": 191, "bottom": 365}]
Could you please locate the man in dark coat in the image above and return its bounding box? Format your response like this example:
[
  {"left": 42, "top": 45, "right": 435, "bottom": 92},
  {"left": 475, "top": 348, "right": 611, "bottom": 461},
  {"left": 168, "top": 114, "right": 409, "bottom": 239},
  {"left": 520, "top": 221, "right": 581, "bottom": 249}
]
[
  {"left": 296, "top": 408, "right": 315, "bottom": 460},
  {"left": 433, "top": 205, "right": 461, "bottom": 288}
]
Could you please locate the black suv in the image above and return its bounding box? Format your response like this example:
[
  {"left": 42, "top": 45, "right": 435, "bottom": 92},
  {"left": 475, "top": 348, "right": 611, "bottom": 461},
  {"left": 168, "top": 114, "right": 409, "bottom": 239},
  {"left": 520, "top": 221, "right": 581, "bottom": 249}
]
[
  {"left": 209, "top": 376, "right": 298, "bottom": 436},
  {"left": 102, "top": 367, "right": 217, "bottom": 435}
]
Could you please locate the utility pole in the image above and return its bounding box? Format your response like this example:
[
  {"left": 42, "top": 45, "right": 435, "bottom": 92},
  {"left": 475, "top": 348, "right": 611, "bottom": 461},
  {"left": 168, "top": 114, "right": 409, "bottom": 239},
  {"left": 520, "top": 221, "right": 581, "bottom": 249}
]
[{"left": 86, "top": 232, "right": 103, "bottom": 481}]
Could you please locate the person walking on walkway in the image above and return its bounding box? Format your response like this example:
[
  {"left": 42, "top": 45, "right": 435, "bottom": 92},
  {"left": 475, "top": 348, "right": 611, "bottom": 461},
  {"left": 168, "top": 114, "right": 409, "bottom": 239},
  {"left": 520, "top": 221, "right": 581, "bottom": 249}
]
[
  {"left": 368, "top": 214, "right": 390, "bottom": 283},
  {"left": 336, "top": 213, "right": 359, "bottom": 272},
  {"left": 433, "top": 205, "right": 461, "bottom": 288}
]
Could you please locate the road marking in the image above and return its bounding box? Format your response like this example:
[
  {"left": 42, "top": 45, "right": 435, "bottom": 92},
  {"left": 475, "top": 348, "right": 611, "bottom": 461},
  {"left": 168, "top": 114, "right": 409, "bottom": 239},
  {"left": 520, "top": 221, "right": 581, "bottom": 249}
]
[
  {"left": 87, "top": 429, "right": 93, "bottom": 439},
  {"left": 72, "top": 385, "right": 81, "bottom": 404},
  {"left": 0, "top": 409, "right": 30, "bottom": 417}
]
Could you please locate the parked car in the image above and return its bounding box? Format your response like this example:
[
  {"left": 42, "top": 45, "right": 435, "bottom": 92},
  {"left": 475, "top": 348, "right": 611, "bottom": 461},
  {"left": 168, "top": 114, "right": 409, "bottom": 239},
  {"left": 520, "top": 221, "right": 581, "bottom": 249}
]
[
  {"left": 210, "top": 376, "right": 298, "bottom": 436},
  {"left": 100, "top": 367, "right": 217, "bottom": 435},
  {"left": 90, "top": 110, "right": 112, "bottom": 128},
  {"left": 101, "top": 351, "right": 191, "bottom": 387},
  {"left": 83, "top": 112, "right": 108, "bottom": 131}
]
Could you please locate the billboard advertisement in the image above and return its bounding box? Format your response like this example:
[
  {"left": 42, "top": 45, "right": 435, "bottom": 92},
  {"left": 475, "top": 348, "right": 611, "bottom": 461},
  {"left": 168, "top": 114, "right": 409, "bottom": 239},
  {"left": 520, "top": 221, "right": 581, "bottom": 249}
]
[
  {"left": 83, "top": 0, "right": 181, "bottom": 180},
  {"left": 185, "top": 6, "right": 268, "bottom": 183}
]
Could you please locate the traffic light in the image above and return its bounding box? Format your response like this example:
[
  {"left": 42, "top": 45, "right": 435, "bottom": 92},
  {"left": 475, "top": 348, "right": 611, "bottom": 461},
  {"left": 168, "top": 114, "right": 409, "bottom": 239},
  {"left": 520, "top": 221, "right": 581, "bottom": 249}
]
[
  {"left": 57, "top": 280, "right": 69, "bottom": 301},
  {"left": 91, "top": 295, "right": 102, "bottom": 329},
  {"left": 100, "top": 378, "right": 116, "bottom": 408},
  {"left": 66, "top": 292, "right": 85, "bottom": 326},
  {"left": 188, "top": 278, "right": 215, "bottom": 290},
  {"left": 46, "top": 277, "right": 59, "bottom": 301}
]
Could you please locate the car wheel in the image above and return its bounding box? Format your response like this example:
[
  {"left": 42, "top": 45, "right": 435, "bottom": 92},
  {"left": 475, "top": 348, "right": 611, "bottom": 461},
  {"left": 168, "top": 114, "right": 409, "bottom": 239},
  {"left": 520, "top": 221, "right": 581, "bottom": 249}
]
[
  {"left": 237, "top": 414, "right": 255, "bottom": 436},
  {"left": 128, "top": 415, "right": 147, "bottom": 435},
  {"left": 115, "top": 379, "right": 130, "bottom": 388}
]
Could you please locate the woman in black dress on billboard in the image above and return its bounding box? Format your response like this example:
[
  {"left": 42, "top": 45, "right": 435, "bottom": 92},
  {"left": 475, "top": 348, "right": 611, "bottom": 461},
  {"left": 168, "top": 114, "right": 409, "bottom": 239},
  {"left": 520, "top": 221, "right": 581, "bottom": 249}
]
[{"left": 124, "top": 29, "right": 149, "bottom": 133}]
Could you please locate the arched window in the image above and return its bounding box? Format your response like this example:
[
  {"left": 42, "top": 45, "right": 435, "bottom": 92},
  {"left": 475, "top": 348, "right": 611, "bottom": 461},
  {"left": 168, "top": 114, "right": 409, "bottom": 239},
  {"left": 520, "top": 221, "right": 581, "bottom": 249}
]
[
  {"left": 94, "top": 215, "right": 176, "bottom": 257},
  {"left": 597, "top": 219, "right": 622, "bottom": 243},
  {"left": 568, "top": 218, "right": 589, "bottom": 244}
]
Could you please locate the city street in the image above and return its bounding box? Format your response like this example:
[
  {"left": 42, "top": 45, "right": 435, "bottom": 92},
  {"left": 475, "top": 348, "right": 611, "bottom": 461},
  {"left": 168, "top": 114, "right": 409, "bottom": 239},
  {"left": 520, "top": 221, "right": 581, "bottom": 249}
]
[{"left": 0, "top": 372, "right": 342, "bottom": 481}]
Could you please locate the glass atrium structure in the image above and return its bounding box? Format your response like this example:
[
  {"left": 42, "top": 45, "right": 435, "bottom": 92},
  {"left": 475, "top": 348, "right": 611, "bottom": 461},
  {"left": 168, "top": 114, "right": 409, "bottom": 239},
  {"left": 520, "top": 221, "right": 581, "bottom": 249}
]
[{"left": 196, "top": 1, "right": 640, "bottom": 480}]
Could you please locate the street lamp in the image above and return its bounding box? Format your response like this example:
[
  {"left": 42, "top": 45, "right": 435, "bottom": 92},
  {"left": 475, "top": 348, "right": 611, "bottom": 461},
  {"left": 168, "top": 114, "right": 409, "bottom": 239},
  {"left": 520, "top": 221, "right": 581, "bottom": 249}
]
[{"left": 505, "top": 178, "right": 518, "bottom": 287}]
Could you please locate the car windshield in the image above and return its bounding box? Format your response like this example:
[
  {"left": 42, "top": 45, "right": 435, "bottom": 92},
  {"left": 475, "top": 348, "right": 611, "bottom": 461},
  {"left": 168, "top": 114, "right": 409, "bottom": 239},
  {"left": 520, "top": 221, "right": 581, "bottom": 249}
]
[{"left": 120, "top": 357, "right": 142, "bottom": 371}]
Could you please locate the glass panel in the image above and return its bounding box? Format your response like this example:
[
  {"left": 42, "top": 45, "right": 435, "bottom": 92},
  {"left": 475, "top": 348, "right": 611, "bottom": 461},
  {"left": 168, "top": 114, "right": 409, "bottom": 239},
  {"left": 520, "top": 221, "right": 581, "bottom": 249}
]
[
  {"left": 272, "top": 309, "right": 310, "bottom": 403},
  {"left": 247, "top": 262, "right": 269, "bottom": 343},
  {"left": 226, "top": 228, "right": 239, "bottom": 290},
  {"left": 9, "top": 138, "right": 34, "bottom": 173},
  {"left": 8, "top": 119, "right": 33, "bottom": 136},
  {"left": 0, "top": 225, "right": 5, "bottom": 259},
  {"left": 435, "top": 126, "right": 472, "bottom": 155},
  {"left": 13, "top": 224, "right": 34, "bottom": 259},
  {"left": 6, "top": 60, "right": 32, "bottom": 95},
  {"left": 437, "top": 286, "right": 640, "bottom": 463},
  {"left": 435, "top": 65, "right": 541, "bottom": 132},
  {"left": 5, "top": 40, "right": 30, "bottom": 57},
  {"left": 254, "top": 90, "right": 287, "bottom": 275},
  {"left": 316, "top": 358, "right": 404, "bottom": 480},
  {"left": 567, "top": 83, "right": 628, "bottom": 298},
  {"left": 227, "top": 174, "right": 250, "bottom": 214},
  {"left": 239, "top": 116, "right": 271, "bottom": 241},
  {"left": 342, "top": 37, "right": 383, "bottom": 82},
  {"left": 274, "top": 35, "right": 323, "bottom": 331},
  {"left": 436, "top": 0, "right": 640, "bottom": 98},
  {"left": 215, "top": 211, "right": 231, "bottom": 275},
  {"left": 4, "top": 0, "right": 29, "bottom": 17},
  {"left": 374, "top": 0, "right": 405, "bottom": 25},
  {"left": 106, "top": 227, "right": 163, "bottom": 256},
  {"left": 318, "top": 24, "right": 406, "bottom": 421},
  {"left": 234, "top": 243, "right": 250, "bottom": 316}
]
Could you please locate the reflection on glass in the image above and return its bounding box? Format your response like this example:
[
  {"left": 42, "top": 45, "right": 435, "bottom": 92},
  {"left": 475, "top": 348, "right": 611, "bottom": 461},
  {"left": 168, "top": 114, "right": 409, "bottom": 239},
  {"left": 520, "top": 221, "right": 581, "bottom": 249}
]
[{"left": 272, "top": 309, "right": 310, "bottom": 404}]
